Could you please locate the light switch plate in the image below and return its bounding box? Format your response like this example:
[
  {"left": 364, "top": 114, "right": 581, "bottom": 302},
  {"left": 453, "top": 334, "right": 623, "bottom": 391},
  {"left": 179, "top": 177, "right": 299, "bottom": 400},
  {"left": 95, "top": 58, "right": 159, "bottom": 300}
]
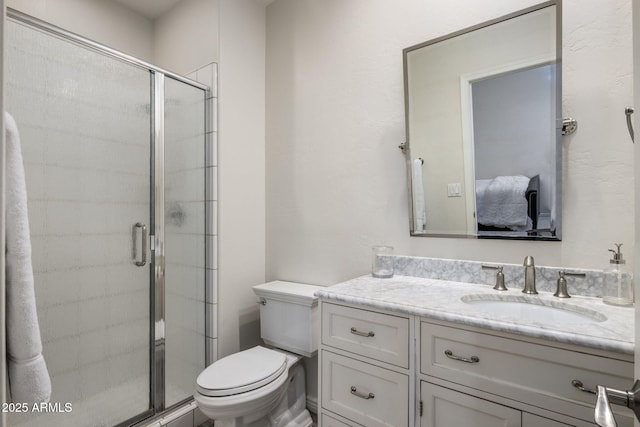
[{"left": 447, "top": 183, "right": 462, "bottom": 197}]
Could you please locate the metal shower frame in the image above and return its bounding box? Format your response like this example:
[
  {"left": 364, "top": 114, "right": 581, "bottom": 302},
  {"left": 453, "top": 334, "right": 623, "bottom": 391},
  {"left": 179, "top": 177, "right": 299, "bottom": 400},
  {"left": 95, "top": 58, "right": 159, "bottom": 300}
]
[{"left": 4, "top": 8, "right": 211, "bottom": 426}]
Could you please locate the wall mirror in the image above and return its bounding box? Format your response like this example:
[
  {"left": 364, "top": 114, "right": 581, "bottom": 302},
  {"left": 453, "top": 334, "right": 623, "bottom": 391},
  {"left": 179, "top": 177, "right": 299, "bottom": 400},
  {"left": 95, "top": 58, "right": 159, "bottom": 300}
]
[{"left": 403, "top": 1, "right": 561, "bottom": 240}]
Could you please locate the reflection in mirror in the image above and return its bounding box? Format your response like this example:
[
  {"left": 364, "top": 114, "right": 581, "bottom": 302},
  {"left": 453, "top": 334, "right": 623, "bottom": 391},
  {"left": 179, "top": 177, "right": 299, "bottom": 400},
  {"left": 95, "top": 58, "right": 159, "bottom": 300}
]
[{"left": 403, "top": 1, "right": 561, "bottom": 240}]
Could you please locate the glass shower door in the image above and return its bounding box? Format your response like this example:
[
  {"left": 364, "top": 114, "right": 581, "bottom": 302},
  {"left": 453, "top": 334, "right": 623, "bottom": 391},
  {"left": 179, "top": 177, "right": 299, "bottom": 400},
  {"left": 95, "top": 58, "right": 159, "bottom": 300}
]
[
  {"left": 163, "top": 76, "right": 206, "bottom": 407},
  {"left": 6, "top": 19, "right": 152, "bottom": 427}
]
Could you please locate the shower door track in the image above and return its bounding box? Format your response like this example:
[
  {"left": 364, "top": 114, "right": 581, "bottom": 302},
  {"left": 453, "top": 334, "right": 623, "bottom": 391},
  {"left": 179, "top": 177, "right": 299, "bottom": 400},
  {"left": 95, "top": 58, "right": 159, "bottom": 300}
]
[{"left": 6, "top": 8, "right": 208, "bottom": 427}]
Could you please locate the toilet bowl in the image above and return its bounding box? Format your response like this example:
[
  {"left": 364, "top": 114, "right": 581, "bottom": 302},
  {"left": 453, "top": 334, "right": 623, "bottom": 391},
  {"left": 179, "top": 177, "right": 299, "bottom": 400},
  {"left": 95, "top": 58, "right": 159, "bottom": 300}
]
[
  {"left": 194, "top": 346, "right": 311, "bottom": 426},
  {"left": 194, "top": 281, "right": 322, "bottom": 427}
]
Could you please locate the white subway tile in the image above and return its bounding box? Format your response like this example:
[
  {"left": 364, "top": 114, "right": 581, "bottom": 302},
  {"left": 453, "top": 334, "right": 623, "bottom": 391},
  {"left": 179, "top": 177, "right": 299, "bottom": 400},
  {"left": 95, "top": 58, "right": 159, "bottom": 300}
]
[
  {"left": 39, "top": 302, "right": 80, "bottom": 343},
  {"left": 210, "top": 99, "right": 217, "bottom": 133},
  {"left": 44, "top": 335, "right": 79, "bottom": 375},
  {"left": 205, "top": 132, "right": 216, "bottom": 167},
  {"left": 36, "top": 269, "right": 81, "bottom": 308},
  {"left": 205, "top": 268, "right": 217, "bottom": 304},
  {"left": 78, "top": 364, "right": 109, "bottom": 403},
  {"left": 78, "top": 297, "right": 109, "bottom": 333},
  {"left": 77, "top": 266, "right": 109, "bottom": 301},
  {"left": 23, "top": 162, "right": 46, "bottom": 200},
  {"left": 206, "top": 337, "right": 217, "bottom": 364},
  {"left": 78, "top": 330, "right": 108, "bottom": 366},
  {"left": 205, "top": 200, "right": 216, "bottom": 236},
  {"left": 44, "top": 165, "right": 81, "bottom": 202},
  {"left": 51, "top": 369, "right": 82, "bottom": 403},
  {"left": 26, "top": 199, "right": 47, "bottom": 236},
  {"left": 206, "top": 303, "right": 217, "bottom": 339},
  {"left": 204, "top": 167, "right": 217, "bottom": 201},
  {"left": 206, "top": 236, "right": 216, "bottom": 270}
]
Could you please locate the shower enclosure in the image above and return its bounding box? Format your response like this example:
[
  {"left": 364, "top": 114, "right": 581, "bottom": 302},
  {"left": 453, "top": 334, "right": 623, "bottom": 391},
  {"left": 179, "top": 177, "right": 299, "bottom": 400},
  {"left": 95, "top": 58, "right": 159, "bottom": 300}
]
[{"left": 5, "top": 10, "right": 212, "bottom": 427}]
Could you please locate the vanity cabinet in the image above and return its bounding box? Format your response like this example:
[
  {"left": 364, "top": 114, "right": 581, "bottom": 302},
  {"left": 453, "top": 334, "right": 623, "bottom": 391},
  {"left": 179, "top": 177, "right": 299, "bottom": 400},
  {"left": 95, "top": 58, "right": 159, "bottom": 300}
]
[
  {"left": 420, "top": 320, "right": 634, "bottom": 427},
  {"left": 318, "top": 300, "right": 634, "bottom": 427},
  {"left": 319, "top": 302, "right": 412, "bottom": 427}
]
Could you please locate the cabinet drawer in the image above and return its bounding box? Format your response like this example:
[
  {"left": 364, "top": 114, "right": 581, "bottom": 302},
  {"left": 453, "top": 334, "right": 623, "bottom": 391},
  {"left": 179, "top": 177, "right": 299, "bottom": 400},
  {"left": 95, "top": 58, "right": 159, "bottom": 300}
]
[
  {"left": 522, "top": 413, "right": 573, "bottom": 426},
  {"left": 421, "top": 381, "right": 521, "bottom": 427},
  {"left": 322, "top": 303, "right": 409, "bottom": 367},
  {"left": 321, "top": 350, "right": 409, "bottom": 427},
  {"left": 421, "top": 322, "right": 633, "bottom": 425}
]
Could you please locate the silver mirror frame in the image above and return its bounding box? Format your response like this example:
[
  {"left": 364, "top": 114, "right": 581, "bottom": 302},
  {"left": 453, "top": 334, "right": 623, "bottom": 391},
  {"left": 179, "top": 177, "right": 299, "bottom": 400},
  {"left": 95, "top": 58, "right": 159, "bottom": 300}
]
[{"left": 402, "top": 0, "right": 562, "bottom": 241}]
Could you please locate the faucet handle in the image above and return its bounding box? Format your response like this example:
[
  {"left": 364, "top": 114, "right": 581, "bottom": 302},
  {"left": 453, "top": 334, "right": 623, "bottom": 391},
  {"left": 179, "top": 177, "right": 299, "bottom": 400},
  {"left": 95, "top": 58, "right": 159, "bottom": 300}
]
[
  {"left": 554, "top": 271, "right": 586, "bottom": 298},
  {"left": 481, "top": 265, "right": 507, "bottom": 291}
]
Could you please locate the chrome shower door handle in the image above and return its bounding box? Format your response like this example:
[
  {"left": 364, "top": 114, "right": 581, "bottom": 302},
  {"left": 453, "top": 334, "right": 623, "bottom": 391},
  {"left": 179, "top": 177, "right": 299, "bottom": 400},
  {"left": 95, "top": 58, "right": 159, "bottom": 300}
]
[{"left": 133, "top": 222, "right": 148, "bottom": 266}]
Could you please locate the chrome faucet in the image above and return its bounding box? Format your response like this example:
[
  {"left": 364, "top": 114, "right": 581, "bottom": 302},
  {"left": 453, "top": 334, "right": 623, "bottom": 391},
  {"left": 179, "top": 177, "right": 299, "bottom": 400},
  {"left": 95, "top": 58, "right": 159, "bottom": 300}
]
[{"left": 522, "top": 256, "right": 537, "bottom": 294}]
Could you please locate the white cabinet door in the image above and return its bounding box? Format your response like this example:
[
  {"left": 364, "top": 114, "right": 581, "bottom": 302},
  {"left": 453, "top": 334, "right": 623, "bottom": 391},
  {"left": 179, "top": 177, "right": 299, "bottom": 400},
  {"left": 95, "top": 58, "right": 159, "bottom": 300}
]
[
  {"left": 522, "top": 413, "right": 572, "bottom": 427},
  {"left": 320, "top": 412, "right": 359, "bottom": 427},
  {"left": 421, "top": 382, "right": 522, "bottom": 427}
]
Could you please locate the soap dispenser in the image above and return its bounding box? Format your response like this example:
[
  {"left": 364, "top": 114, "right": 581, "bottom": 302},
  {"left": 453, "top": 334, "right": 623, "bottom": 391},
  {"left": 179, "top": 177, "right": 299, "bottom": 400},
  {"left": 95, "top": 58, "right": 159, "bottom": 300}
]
[{"left": 602, "top": 243, "right": 634, "bottom": 306}]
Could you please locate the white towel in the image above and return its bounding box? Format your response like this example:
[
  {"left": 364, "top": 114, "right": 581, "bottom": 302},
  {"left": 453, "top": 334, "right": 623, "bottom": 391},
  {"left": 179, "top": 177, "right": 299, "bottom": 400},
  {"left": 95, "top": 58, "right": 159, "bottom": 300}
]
[
  {"left": 411, "top": 159, "right": 426, "bottom": 232},
  {"left": 5, "top": 112, "right": 51, "bottom": 404},
  {"left": 476, "top": 175, "right": 530, "bottom": 228}
]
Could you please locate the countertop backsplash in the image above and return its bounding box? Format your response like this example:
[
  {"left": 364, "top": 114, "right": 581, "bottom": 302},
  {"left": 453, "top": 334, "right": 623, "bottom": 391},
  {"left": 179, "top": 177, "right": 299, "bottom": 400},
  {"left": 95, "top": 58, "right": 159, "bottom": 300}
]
[{"left": 393, "top": 255, "right": 604, "bottom": 298}]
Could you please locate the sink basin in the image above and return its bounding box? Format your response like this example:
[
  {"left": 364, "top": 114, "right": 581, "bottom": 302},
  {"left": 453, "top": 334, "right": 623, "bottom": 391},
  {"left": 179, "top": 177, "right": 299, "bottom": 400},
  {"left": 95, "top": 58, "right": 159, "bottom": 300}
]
[{"left": 460, "top": 294, "right": 607, "bottom": 323}]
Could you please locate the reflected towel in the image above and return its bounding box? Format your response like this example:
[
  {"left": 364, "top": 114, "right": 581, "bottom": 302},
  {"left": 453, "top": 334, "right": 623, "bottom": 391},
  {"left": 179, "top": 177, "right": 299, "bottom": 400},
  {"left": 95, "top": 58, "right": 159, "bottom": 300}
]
[
  {"left": 411, "top": 159, "right": 426, "bottom": 232},
  {"left": 476, "top": 175, "right": 530, "bottom": 228},
  {"left": 5, "top": 112, "right": 51, "bottom": 404}
]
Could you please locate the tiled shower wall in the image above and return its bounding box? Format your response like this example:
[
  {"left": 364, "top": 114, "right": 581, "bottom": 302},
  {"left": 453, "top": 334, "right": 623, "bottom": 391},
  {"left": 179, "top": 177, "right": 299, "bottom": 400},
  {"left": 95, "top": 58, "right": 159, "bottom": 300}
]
[
  {"left": 179, "top": 62, "right": 218, "bottom": 427},
  {"left": 187, "top": 62, "right": 218, "bottom": 367}
]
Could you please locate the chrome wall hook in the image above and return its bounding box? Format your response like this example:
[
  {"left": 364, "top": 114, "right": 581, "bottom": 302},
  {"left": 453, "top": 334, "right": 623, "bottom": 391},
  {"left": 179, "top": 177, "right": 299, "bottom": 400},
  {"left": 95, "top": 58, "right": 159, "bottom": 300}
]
[
  {"left": 562, "top": 118, "right": 578, "bottom": 135},
  {"left": 625, "top": 107, "right": 634, "bottom": 143}
]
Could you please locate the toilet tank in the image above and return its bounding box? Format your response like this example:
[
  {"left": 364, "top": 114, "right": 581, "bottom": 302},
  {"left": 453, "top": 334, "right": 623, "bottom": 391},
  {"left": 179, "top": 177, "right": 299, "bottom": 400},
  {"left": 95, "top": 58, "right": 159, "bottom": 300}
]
[{"left": 252, "top": 281, "right": 324, "bottom": 357}]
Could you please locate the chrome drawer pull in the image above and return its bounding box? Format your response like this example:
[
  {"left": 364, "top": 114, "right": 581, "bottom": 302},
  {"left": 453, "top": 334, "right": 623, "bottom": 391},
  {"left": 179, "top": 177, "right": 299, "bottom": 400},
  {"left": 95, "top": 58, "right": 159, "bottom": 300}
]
[
  {"left": 350, "top": 386, "right": 375, "bottom": 400},
  {"left": 444, "top": 349, "right": 479, "bottom": 364},
  {"left": 572, "top": 379, "right": 597, "bottom": 395},
  {"left": 350, "top": 327, "right": 375, "bottom": 338}
]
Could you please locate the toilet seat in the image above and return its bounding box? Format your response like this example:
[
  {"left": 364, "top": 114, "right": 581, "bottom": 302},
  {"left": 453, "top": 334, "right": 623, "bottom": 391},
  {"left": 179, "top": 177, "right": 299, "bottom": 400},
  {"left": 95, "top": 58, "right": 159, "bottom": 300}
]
[{"left": 196, "top": 346, "right": 287, "bottom": 397}]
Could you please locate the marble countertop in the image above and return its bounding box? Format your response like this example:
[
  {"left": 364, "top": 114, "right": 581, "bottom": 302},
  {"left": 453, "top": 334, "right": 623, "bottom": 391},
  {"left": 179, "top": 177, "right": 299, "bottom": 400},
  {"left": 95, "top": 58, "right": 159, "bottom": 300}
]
[{"left": 316, "top": 275, "right": 634, "bottom": 356}]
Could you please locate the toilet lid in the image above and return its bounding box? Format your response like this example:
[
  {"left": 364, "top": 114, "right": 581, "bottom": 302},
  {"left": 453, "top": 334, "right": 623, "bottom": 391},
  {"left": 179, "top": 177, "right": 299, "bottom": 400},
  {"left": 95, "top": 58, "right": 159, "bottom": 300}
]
[{"left": 196, "top": 346, "right": 288, "bottom": 397}]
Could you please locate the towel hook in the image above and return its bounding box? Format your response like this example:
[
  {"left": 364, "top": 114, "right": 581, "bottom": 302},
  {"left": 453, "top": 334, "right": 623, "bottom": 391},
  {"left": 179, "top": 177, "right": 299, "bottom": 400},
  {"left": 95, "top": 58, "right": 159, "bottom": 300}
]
[
  {"left": 625, "top": 107, "right": 634, "bottom": 143},
  {"left": 562, "top": 118, "right": 578, "bottom": 135}
]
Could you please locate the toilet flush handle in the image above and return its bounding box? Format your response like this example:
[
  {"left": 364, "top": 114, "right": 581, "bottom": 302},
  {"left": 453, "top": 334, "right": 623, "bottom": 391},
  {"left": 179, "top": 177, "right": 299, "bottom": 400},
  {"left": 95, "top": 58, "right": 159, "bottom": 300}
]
[{"left": 257, "top": 298, "right": 267, "bottom": 306}]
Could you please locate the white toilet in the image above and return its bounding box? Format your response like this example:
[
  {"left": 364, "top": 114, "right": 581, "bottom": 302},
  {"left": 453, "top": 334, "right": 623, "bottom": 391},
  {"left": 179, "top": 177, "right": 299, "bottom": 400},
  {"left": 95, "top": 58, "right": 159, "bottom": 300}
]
[{"left": 194, "top": 281, "right": 322, "bottom": 427}]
